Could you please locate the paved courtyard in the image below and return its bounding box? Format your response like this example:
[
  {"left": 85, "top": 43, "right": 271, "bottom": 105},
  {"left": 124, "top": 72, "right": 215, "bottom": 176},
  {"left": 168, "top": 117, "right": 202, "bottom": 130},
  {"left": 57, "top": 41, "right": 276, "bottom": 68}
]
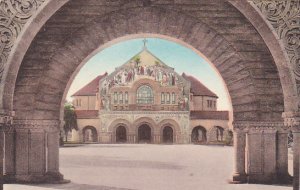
[{"left": 5, "top": 144, "right": 292, "bottom": 190}]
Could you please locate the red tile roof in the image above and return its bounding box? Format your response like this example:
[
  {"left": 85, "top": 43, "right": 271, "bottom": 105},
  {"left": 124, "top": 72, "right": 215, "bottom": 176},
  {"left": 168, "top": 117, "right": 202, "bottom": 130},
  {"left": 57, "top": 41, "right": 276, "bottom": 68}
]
[
  {"left": 72, "top": 73, "right": 107, "bottom": 96},
  {"left": 75, "top": 110, "right": 98, "bottom": 119},
  {"left": 190, "top": 111, "right": 229, "bottom": 120},
  {"left": 182, "top": 73, "right": 218, "bottom": 98}
]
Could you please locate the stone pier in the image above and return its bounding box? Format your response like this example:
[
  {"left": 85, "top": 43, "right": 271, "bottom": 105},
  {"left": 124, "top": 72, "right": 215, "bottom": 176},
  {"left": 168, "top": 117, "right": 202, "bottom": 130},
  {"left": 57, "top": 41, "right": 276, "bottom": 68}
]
[
  {"left": 232, "top": 128, "right": 246, "bottom": 183},
  {"left": 3, "top": 120, "right": 65, "bottom": 184},
  {"left": 283, "top": 112, "right": 300, "bottom": 190},
  {"left": 232, "top": 121, "right": 290, "bottom": 184}
]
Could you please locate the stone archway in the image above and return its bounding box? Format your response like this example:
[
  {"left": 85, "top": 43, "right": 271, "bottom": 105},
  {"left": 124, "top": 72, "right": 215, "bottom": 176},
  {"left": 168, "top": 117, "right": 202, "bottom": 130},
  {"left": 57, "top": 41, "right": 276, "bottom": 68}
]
[
  {"left": 162, "top": 126, "right": 173, "bottom": 144},
  {"left": 82, "top": 126, "right": 98, "bottom": 143},
  {"left": 138, "top": 124, "right": 152, "bottom": 143},
  {"left": 208, "top": 126, "right": 225, "bottom": 142},
  {"left": 158, "top": 119, "right": 181, "bottom": 143},
  {"left": 191, "top": 126, "right": 207, "bottom": 144},
  {"left": 0, "top": 1, "right": 297, "bottom": 187},
  {"left": 107, "top": 119, "right": 132, "bottom": 143},
  {"left": 116, "top": 126, "right": 127, "bottom": 143}
]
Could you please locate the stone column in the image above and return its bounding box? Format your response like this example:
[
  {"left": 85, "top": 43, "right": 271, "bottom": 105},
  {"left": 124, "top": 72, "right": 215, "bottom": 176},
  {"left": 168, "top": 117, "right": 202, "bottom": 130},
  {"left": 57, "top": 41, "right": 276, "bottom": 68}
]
[
  {"left": 0, "top": 125, "right": 3, "bottom": 190},
  {"left": 277, "top": 127, "right": 292, "bottom": 183},
  {"left": 232, "top": 128, "right": 247, "bottom": 183},
  {"left": 1, "top": 113, "right": 15, "bottom": 184},
  {"left": 3, "top": 126, "right": 15, "bottom": 182},
  {"left": 46, "top": 127, "right": 63, "bottom": 181},
  {"left": 10, "top": 120, "right": 65, "bottom": 183},
  {"left": 293, "top": 131, "right": 300, "bottom": 190},
  {"left": 283, "top": 112, "right": 300, "bottom": 190}
]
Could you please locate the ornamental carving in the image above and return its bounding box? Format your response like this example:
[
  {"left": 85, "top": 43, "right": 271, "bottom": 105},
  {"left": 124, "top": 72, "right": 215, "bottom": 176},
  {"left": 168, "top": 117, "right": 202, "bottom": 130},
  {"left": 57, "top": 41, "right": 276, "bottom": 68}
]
[
  {"left": 282, "top": 111, "right": 300, "bottom": 131},
  {"left": 233, "top": 120, "right": 286, "bottom": 132},
  {"left": 253, "top": 0, "right": 300, "bottom": 92},
  {"left": 0, "top": 0, "right": 45, "bottom": 82}
]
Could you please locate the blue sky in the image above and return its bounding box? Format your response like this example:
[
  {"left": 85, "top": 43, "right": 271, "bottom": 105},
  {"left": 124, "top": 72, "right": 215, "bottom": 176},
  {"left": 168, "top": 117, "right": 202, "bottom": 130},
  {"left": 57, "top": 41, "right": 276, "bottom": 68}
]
[{"left": 67, "top": 38, "right": 231, "bottom": 111}]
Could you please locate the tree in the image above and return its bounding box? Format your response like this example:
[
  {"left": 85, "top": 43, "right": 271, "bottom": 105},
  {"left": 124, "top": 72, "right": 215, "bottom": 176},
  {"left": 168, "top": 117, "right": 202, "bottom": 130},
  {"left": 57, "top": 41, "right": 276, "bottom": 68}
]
[{"left": 63, "top": 103, "right": 78, "bottom": 142}]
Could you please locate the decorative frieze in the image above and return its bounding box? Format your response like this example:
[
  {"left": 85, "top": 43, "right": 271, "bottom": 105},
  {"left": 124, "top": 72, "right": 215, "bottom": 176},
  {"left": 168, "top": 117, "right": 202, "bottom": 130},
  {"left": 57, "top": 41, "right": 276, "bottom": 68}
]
[
  {"left": 252, "top": 0, "right": 300, "bottom": 97},
  {"left": 12, "top": 119, "right": 60, "bottom": 132},
  {"left": 100, "top": 111, "right": 189, "bottom": 131},
  {"left": 0, "top": 111, "right": 14, "bottom": 125},
  {"left": 233, "top": 120, "right": 286, "bottom": 133},
  {"left": 0, "top": 0, "right": 46, "bottom": 82},
  {"left": 282, "top": 111, "right": 300, "bottom": 131}
]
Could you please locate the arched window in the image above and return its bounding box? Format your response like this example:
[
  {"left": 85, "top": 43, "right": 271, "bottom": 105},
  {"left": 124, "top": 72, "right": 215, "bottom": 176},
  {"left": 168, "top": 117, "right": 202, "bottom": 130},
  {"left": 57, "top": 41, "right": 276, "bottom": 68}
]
[
  {"left": 136, "top": 85, "right": 154, "bottom": 104},
  {"left": 125, "top": 92, "right": 128, "bottom": 104},
  {"left": 161, "top": 93, "right": 165, "bottom": 104},
  {"left": 114, "top": 92, "right": 118, "bottom": 104},
  {"left": 119, "top": 92, "right": 123, "bottom": 104},
  {"left": 172, "top": 92, "right": 175, "bottom": 104},
  {"left": 166, "top": 93, "right": 170, "bottom": 104}
]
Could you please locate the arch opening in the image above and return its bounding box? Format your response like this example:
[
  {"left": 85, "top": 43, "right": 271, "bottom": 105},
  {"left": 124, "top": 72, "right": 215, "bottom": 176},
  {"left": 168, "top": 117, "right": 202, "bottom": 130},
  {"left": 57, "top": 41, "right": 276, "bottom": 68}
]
[
  {"left": 82, "top": 126, "right": 98, "bottom": 143},
  {"left": 138, "top": 124, "right": 152, "bottom": 143},
  {"left": 116, "top": 125, "right": 127, "bottom": 143},
  {"left": 162, "top": 126, "right": 174, "bottom": 144},
  {"left": 191, "top": 126, "right": 207, "bottom": 144}
]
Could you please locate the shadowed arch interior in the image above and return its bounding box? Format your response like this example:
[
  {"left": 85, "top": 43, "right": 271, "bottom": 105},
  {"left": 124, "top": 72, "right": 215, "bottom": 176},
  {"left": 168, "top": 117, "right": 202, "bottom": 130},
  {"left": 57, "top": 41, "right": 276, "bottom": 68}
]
[
  {"left": 1, "top": 0, "right": 295, "bottom": 186},
  {"left": 192, "top": 126, "right": 207, "bottom": 144},
  {"left": 11, "top": 6, "right": 285, "bottom": 123},
  {"left": 82, "top": 126, "right": 98, "bottom": 143},
  {"left": 116, "top": 125, "right": 127, "bottom": 143},
  {"left": 138, "top": 124, "right": 152, "bottom": 143},
  {"left": 162, "top": 126, "right": 174, "bottom": 143}
]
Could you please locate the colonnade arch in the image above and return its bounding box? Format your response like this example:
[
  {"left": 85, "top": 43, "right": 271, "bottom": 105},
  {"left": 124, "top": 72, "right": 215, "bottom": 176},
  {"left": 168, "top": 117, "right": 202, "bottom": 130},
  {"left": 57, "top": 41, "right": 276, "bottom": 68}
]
[
  {"left": 0, "top": 0, "right": 298, "bottom": 188},
  {"left": 191, "top": 126, "right": 207, "bottom": 144},
  {"left": 108, "top": 119, "right": 131, "bottom": 143},
  {"left": 82, "top": 126, "right": 98, "bottom": 143},
  {"left": 209, "top": 126, "right": 225, "bottom": 142},
  {"left": 159, "top": 119, "right": 181, "bottom": 144}
]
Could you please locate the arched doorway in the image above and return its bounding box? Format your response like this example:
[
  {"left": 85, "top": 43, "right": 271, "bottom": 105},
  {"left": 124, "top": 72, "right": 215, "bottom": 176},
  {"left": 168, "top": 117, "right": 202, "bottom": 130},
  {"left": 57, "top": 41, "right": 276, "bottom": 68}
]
[
  {"left": 191, "top": 126, "right": 207, "bottom": 144},
  {"left": 116, "top": 126, "right": 127, "bottom": 143},
  {"left": 138, "top": 124, "right": 152, "bottom": 143},
  {"left": 82, "top": 126, "right": 98, "bottom": 143},
  {"left": 162, "top": 126, "right": 173, "bottom": 143},
  {"left": 209, "top": 126, "right": 225, "bottom": 142}
]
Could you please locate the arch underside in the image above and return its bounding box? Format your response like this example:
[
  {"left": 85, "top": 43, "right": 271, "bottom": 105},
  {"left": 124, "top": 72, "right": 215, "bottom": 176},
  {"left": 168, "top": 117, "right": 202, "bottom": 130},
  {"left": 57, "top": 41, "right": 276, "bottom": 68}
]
[
  {"left": 1, "top": 0, "right": 295, "bottom": 186},
  {"left": 8, "top": 1, "right": 286, "bottom": 123}
]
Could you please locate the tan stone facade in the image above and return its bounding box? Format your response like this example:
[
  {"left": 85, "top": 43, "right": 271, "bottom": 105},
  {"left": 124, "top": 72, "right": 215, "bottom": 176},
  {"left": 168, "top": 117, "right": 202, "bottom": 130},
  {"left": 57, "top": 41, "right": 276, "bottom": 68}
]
[{"left": 72, "top": 49, "right": 229, "bottom": 144}]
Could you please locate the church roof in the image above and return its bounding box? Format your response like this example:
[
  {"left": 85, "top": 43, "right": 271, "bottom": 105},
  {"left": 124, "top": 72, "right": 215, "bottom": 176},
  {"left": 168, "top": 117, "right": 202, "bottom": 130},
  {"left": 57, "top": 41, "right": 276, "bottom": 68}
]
[
  {"left": 182, "top": 73, "right": 218, "bottom": 98},
  {"left": 72, "top": 73, "right": 107, "bottom": 96},
  {"left": 75, "top": 110, "right": 98, "bottom": 118},
  {"left": 190, "top": 111, "right": 228, "bottom": 120}
]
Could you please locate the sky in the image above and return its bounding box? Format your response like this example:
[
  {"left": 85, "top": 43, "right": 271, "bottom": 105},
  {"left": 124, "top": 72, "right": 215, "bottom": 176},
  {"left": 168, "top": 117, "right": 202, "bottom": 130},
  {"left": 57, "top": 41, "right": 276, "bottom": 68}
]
[{"left": 66, "top": 38, "right": 231, "bottom": 111}]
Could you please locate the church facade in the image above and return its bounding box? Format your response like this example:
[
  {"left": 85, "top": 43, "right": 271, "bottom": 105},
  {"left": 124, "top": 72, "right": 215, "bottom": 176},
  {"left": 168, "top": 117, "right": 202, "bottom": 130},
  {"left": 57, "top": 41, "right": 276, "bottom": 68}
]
[{"left": 71, "top": 47, "right": 230, "bottom": 144}]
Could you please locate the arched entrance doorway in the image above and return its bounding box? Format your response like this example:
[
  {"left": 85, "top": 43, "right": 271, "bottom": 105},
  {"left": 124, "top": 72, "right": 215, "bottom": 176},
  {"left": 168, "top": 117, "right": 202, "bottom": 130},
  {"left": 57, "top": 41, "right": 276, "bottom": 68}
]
[
  {"left": 162, "top": 126, "right": 173, "bottom": 143},
  {"left": 116, "top": 126, "right": 127, "bottom": 143},
  {"left": 191, "top": 126, "right": 207, "bottom": 144},
  {"left": 138, "top": 124, "right": 152, "bottom": 143},
  {"left": 82, "top": 126, "right": 98, "bottom": 143}
]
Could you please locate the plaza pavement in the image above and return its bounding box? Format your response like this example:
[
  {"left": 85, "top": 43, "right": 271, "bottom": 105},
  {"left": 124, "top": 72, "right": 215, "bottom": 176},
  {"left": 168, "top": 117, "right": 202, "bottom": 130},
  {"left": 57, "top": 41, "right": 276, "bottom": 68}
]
[{"left": 5, "top": 144, "right": 292, "bottom": 190}]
